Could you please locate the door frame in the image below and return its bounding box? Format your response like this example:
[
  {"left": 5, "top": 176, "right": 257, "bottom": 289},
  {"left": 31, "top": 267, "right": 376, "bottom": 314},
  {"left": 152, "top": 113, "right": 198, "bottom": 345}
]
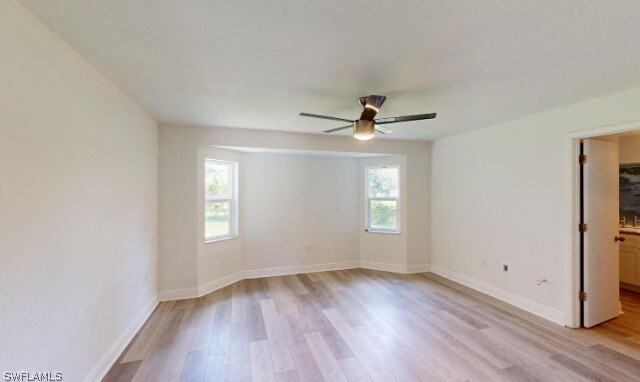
[{"left": 567, "top": 120, "right": 640, "bottom": 328}]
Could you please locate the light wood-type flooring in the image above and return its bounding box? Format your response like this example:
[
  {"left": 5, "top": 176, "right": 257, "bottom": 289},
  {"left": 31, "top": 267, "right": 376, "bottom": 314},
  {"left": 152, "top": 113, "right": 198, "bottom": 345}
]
[{"left": 104, "top": 269, "right": 640, "bottom": 381}]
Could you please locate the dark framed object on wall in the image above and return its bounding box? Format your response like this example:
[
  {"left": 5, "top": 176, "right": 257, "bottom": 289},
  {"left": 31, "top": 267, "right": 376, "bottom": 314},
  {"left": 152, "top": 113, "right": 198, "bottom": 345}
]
[{"left": 620, "top": 163, "right": 640, "bottom": 225}]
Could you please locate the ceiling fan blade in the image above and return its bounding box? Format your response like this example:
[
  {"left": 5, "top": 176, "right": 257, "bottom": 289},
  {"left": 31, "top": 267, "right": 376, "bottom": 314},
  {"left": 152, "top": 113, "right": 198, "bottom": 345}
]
[
  {"left": 375, "top": 125, "right": 394, "bottom": 134},
  {"left": 359, "top": 95, "right": 387, "bottom": 121},
  {"left": 300, "top": 113, "right": 353, "bottom": 123},
  {"left": 375, "top": 112, "right": 437, "bottom": 125},
  {"left": 323, "top": 124, "right": 353, "bottom": 133}
]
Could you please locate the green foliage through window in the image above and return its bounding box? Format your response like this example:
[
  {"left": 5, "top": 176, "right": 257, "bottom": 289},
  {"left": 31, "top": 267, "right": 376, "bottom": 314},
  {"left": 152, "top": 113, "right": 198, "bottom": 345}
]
[
  {"left": 369, "top": 167, "right": 398, "bottom": 197},
  {"left": 205, "top": 159, "right": 235, "bottom": 240},
  {"left": 205, "top": 162, "right": 230, "bottom": 198},
  {"left": 370, "top": 200, "right": 397, "bottom": 229},
  {"left": 367, "top": 166, "right": 399, "bottom": 231}
]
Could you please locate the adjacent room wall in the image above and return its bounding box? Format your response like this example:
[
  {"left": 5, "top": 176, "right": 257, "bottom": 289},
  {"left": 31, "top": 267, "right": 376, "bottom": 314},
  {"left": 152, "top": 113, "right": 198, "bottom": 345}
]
[
  {"left": 620, "top": 135, "right": 640, "bottom": 164},
  {"left": 431, "top": 86, "right": 640, "bottom": 326},
  {"left": 159, "top": 124, "right": 431, "bottom": 295},
  {"left": 0, "top": 1, "right": 158, "bottom": 380}
]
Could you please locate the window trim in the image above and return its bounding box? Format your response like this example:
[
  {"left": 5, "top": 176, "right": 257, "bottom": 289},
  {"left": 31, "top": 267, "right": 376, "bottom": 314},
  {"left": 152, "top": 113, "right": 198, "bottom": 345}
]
[
  {"left": 365, "top": 164, "right": 401, "bottom": 233},
  {"left": 204, "top": 158, "right": 238, "bottom": 243}
]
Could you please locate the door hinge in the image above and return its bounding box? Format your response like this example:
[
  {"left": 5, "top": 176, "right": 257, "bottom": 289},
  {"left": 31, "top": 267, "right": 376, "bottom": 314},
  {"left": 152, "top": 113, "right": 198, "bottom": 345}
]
[
  {"left": 579, "top": 154, "right": 587, "bottom": 164},
  {"left": 579, "top": 223, "right": 587, "bottom": 232},
  {"left": 579, "top": 291, "right": 587, "bottom": 301}
]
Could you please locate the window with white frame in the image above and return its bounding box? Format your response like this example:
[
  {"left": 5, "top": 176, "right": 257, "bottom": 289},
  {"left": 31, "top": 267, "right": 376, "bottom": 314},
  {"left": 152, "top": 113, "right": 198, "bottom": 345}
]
[
  {"left": 366, "top": 165, "right": 400, "bottom": 232},
  {"left": 204, "top": 159, "right": 237, "bottom": 242}
]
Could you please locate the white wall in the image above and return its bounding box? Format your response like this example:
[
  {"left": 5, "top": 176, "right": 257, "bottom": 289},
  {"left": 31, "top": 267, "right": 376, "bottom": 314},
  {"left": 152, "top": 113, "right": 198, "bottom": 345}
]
[
  {"left": 431, "top": 85, "right": 640, "bottom": 326},
  {"left": 0, "top": 1, "right": 158, "bottom": 380},
  {"left": 620, "top": 135, "right": 640, "bottom": 164},
  {"left": 159, "top": 124, "right": 430, "bottom": 294},
  {"left": 243, "top": 153, "right": 359, "bottom": 271}
]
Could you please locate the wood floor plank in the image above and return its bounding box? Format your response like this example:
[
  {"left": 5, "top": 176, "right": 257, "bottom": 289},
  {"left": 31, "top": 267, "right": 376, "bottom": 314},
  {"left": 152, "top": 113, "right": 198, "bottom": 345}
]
[
  {"left": 472, "top": 304, "right": 640, "bottom": 381},
  {"left": 121, "top": 301, "right": 175, "bottom": 363},
  {"left": 550, "top": 353, "right": 617, "bottom": 382},
  {"left": 189, "top": 290, "right": 219, "bottom": 353},
  {"left": 275, "top": 370, "right": 301, "bottom": 382},
  {"left": 427, "top": 310, "right": 519, "bottom": 369},
  {"left": 246, "top": 280, "right": 269, "bottom": 343},
  {"left": 204, "top": 299, "right": 232, "bottom": 382},
  {"left": 323, "top": 308, "right": 396, "bottom": 381},
  {"left": 132, "top": 309, "right": 185, "bottom": 381},
  {"left": 390, "top": 346, "right": 445, "bottom": 382},
  {"left": 229, "top": 321, "right": 252, "bottom": 382},
  {"left": 268, "top": 276, "right": 300, "bottom": 317},
  {"left": 260, "top": 299, "right": 296, "bottom": 373},
  {"left": 284, "top": 275, "right": 309, "bottom": 295},
  {"left": 178, "top": 299, "right": 199, "bottom": 330},
  {"left": 103, "top": 360, "right": 141, "bottom": 382},
  {"left": 249, "top": 340, "right": 277, "bottom": 382},
  {"left": 292, "top": 289, "right": 354, "bottom": 360},
  {"left": 337, "top": 357, "right": 370, "bottom": 382},
  {"left": 157, "top": 327, "right": 196, "bottom": 381},
  {"left": 351, "top": 324, "right": 420, "bottom": 382},
  {"left": 503, "top": 364, "right": 541, "bottom": 381},
  {"left": 231, "top": 280, "right": 248, "bottom": 323},
  {"left": 587, "top": 344, "right": 640, "bottom": 378},
  {"left": 179, "top": 349, "right": 207, "bottom": 382},
  {"left": 279, "top": 313, "right": 325, "bottom": 382},
  {"left": 360, "top": 302, "right": 486, "bottom": 381},
  {"left": 402, "top": 312, "right": 503, "bottom": 381},
  {"left": 303, "top": 331, "right": 349, "bottom": 382}
]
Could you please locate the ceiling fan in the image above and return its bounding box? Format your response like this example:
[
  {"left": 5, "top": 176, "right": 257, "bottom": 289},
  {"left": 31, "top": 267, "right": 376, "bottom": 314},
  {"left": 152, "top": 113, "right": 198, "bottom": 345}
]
[{"left": 299, "top": 95, "right": 437, "bottom": 140}]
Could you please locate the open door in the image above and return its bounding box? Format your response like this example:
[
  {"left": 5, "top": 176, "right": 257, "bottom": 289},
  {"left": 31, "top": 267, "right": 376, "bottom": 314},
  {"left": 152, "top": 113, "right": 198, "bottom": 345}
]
[{"left": 581, "top": 138, "right": 619, "bottom": 328}]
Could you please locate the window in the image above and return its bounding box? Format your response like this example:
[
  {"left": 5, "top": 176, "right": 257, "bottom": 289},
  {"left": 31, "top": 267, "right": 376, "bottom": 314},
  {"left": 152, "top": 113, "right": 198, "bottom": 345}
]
[
  {"left": 204, "top": 159, "right": 237, "bottom": 242},
  {"left": 366, "top": 165, "right": 400, "bottom": 232}
]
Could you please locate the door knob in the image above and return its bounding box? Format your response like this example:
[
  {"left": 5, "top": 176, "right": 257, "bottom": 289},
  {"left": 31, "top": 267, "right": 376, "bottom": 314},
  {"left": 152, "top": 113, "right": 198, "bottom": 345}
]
[{"left": 615, "top": 236, "right": 626, "bottom": 242}]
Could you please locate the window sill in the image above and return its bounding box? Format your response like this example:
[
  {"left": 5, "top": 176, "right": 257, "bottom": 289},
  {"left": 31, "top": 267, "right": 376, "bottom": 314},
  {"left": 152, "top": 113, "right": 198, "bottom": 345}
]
[
  {"left": 365, "top": 229, "right": 401, "bottom": 235},
  {"left": 205, "top": 235, "right": 239, "bottom": 244}
]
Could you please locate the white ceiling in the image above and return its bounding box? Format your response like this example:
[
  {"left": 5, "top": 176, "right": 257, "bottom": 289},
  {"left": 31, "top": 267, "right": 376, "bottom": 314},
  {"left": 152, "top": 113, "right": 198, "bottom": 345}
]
[{"left": 19, "top": 0, "right": 640, "bottom": 140}]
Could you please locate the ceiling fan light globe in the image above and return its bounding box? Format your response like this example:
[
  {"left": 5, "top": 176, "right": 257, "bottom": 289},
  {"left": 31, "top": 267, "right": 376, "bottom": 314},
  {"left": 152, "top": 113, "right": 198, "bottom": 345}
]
[
  {"left": 353, "top": 120, "right": 375, "bottom": 141},
  {"left": 353, "top": 132, "right": 375, "bottom": 140}
]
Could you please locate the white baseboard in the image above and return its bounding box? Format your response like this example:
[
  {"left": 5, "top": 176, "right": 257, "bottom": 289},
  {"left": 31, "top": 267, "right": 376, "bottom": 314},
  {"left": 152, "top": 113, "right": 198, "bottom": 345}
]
[
  {"left": 360, "top": 261, "right": 431, "bottom": 274},
  {"left": 158, "top": 287, "right": 199, "bottom": 301},
  {"left": 84, "top": 294, "right": 158, "bottom": 382},
  {"left": 407, "top": 264, "right": 431, "bottom": 273},
  {"left": 198, "top": 271, "right": 243, "bottom": 297},
  {"left": 360, "top": 261, "right": 406, "bottom": 273},
  {"left": 429, "top": 265, "right": 565, "bottom": 326},
  {"left": 243, "top": 261, "right": 360, "bottom": 279}
]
